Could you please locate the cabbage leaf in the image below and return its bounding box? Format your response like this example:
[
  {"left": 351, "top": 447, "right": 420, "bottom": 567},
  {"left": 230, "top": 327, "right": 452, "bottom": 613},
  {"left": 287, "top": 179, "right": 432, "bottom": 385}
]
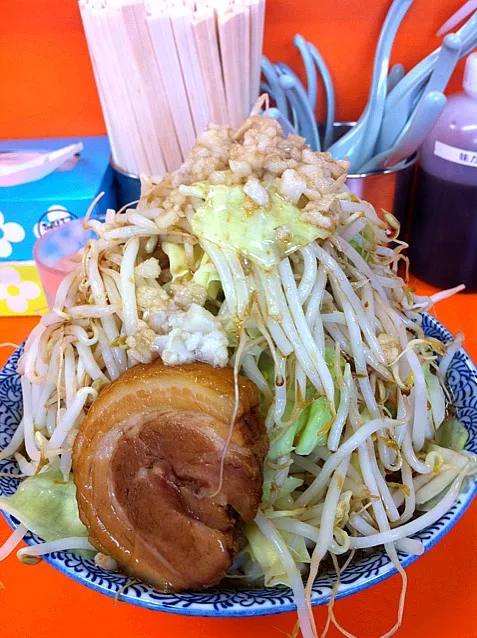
[
  {"left": 295, "top": 397, "right": 332, "bottom": 455},
  {"left": 162, "top": 242, "right": 188, "bottom": 281},
  {"left": 423, "top": 364, "right": 446, "bottom": 429},
  {"left": 244, "top": 522, "right": 309, "bottom": 587},
  {"left": 435, "top": 418, "right": 469, "bottom": 452},
  {"left": 188, "top": 184, "right": 330, "bottom": 268},
  {"left": 192, "top": 253, "right": 221, "bottom": 298},
  {"left": 0, "top": 470, "right": 88, "bottom": 542}
]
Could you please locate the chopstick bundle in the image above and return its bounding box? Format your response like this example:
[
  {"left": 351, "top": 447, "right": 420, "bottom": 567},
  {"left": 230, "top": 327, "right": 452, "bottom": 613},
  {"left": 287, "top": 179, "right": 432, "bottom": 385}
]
[{"left": 79, "top": 0, "right": 266, "bottom": 179}]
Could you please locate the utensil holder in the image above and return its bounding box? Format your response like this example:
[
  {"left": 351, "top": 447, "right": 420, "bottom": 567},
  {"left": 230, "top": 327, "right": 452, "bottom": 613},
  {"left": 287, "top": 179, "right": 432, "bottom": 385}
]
[
  {"left": 111, "top": 159, "right": 141, "bottom": 209},
  {"left": 335, "top": 123, "right": 417, "bottom": 238}
]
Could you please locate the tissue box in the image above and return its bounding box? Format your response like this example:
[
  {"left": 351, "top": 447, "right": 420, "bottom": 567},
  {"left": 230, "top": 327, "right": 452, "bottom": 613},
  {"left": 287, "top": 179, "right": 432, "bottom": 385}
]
[{"left": 0, "top": 136, "right": 116, "bottom": 316}]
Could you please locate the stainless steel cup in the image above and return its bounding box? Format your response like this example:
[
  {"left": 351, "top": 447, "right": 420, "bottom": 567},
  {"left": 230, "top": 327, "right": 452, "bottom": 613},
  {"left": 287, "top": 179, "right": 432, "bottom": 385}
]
[
  {"left": 111, "top": 158, "right": 141, "bottom": 208},
  {"left": 335, "top": 123, "right": 417, "bottom": 238}
]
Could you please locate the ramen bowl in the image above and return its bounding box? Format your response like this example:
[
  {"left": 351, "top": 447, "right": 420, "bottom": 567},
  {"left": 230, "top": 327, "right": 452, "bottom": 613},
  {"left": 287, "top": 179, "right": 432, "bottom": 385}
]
[{"left": 0, "top": 313, "right": 476, "bottom": 616}]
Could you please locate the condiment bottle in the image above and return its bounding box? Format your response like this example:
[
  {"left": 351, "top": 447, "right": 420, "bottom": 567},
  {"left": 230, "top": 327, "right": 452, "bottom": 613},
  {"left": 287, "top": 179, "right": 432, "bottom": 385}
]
[{"left": 409, "top": 52, "right": 477, "bottom": 290}]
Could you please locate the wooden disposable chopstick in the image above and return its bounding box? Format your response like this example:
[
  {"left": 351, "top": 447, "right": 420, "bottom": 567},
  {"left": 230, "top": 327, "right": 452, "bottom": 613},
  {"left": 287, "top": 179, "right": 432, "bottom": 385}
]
[
  {"left": 121, "top": 1, "right": 182, "bottom": 175},
  {"left": 249, "top": 0, "right": 266, "bottom": 109},
  {"left": 83, "top": 1, "right": 146, "bottom": 175},
  {"left": 79, "top": 2, "right": 124, "bottom": 170},
  {"left": 106, "top": 1, "right": 160, "bottom": 176},
  {"left": 193, "top": 6, "right": 230, "bottom": 125},
  {"left": 218, "top": 6, "right": 244, "bottom": 127},
  {"left": 79, "top": 0, "right": 266, "bottom": 176},
  {"left": 235, "top": 0, "right": 251, "bottom": 118},
  {"left": 146, "top": 4, "right": 197, "bottom": 155},
  {"left": 170, "top": 4, "right": 211, "bottom": 135}
]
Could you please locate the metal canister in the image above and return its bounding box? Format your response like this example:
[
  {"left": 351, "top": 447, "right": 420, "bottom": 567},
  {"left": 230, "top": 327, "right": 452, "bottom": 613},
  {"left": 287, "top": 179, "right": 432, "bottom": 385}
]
[
  {"left": 346, "top": 156, "right": 417, "bottom": 237},
  {"left": 334, "top": 123, "right": 417, "bottom": 238},
  {"left": 111, "top": 158, "right": 141, "bottom": 208}
]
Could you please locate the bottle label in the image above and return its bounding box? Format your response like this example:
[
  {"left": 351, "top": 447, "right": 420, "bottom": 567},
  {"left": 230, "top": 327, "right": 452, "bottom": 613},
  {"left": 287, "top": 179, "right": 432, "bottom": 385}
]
[{"left": 434, "top": 140, "right": 477, "bottom": 167}]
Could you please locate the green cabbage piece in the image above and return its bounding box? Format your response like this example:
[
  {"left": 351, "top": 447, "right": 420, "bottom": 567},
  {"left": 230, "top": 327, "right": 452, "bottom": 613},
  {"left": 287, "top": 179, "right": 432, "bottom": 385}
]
[
  {"left": 295, "top": 396, "right": 332, "bottom": 455},
  {"left": 349, "top": 225, "right": 374, "bottom": 262},
  {"left": 384, "top": 400, "right": 398, "bottom": 419},
  {"left": 192, "top": 253, "right": 221, "bottom": 298},
  {"left": 335, "top": 491, "right": 352, "bottom": 528},
  {"left": 423, "top": 364, "right": 446, "bottom": 429},
  {"left": 277, "top": 477, "right": 304, "bottom": 500},
  {"left": 162, "top": 242, "right": 188, "bottom": 281},
  {"left": 261, "top": 466, "right": 273, "bottom": 502},
  {"left": 268, "top": 409, "right": 309, "bottom": 461},
  {"left": 350, "top": 451, "right": 361, "bottom": 476},
  {"left": 262, "top": 471, "right": 304, "bottom": 505},
  {"left": 325, "top": 346, "right": 345, "bottom": 381},
  {"left": 244, "top": 523, "right": 309, "bottom": 587},
  {"left": 188, "top": 183, "right": 330, "bottom": 268},
  {"left": 435, "top": 418, "right": 469, "bottom": 452},
  {"left": 0, "top": 470, "right": 88, "bottom": 542},
  {"left": 349, "top": 238, "right": 365, "bottom": 258},
  {"left": 258, "top": 353, "right": 275, "bottom": 387},
  {"left": 245, "top": 523, "right": 284, "bottom": 585},
  {"left": 416, "top": 485, "right": 452, "bottom": 512},
  {"left": 417, "top": 441, "right": 470, "bottom": 512},
  {"left": 265, "top": 351, "right": 338, "bottom": 459}
]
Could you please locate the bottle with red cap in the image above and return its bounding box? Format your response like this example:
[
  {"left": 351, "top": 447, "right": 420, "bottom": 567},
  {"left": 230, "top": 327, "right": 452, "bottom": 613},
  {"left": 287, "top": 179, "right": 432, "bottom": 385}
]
[{"left": 409, "top": 51, "right": 477, "bottom": 290}]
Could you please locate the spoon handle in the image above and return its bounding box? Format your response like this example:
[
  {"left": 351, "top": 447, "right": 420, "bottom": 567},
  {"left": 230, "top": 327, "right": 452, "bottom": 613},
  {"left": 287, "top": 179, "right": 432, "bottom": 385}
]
[
  {"left": 358, "top": 91, "right": 446, "bottom": 172},
  {"left": 278, "top": 74, "right": 321, "bottom": 151},
  {"left": 384, "top": 91, "right": 447, "bottom": 168},
  {"left": 355, "top": 0, "right": 415, "bottom": 169},
  {"left": 293, "top": 34, "right": 318, "bottom": 111},
  {"left": 426, "top": 33, "right": 462, "bottom": 94},
  {"left": 328, "top": 0, "right": 414, "bottom": 169},
  {"left": 307, "top": 41, "right": 336, "bottom": 150},
  {"left": 387, "top": 63, "right": 405, "bottom": 94}
]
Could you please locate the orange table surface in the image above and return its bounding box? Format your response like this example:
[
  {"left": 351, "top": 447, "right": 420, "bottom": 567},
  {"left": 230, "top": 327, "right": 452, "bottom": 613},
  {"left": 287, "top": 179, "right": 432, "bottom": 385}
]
[{"left": 0, "top": 280, "right": 476, "bottom": 638}]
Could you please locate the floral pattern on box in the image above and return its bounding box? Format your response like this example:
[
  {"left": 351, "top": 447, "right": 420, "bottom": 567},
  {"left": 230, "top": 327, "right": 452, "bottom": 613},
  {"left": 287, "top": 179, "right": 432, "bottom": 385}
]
[{"left": 0, "top": 262, "right": 46, "bottom": 316}]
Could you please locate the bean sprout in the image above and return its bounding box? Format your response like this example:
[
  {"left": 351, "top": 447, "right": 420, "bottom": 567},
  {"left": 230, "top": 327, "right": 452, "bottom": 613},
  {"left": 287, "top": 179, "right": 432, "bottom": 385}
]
[{"left": 0, "top": 115, "right": 473, "bottom": 638}]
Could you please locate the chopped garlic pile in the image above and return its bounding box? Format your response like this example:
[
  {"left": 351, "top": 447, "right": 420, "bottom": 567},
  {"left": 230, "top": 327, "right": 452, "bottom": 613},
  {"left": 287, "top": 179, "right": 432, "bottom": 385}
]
[{"left": 126, "top": 257, "right": 229, "bottom": 367}]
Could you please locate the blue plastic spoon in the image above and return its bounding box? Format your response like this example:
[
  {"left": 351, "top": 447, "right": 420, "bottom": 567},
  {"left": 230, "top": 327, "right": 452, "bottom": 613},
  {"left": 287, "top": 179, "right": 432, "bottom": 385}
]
[
  {"left": 306, "top": 40, "right": 336, "bottom": 150},
  {"left": 327, "top": 0, "right": 414, "bottom": 170},
  {"left": 293, "top": 34, "right": 318, "bottom": 111},
  {"left": 377, "top": 33, "right": 461, "bottom": 154},
  {"left": 278, "top": 73, "right": 321, "bottom": 150},
  {"left": 358, "top": 91, "right": 447, "bottom": 172},
  {"left": 387, "top": 63, "right": 405, "bottom": 93},
  {"left": 384, "top": 10, "right": 477, "bottom": 117}
]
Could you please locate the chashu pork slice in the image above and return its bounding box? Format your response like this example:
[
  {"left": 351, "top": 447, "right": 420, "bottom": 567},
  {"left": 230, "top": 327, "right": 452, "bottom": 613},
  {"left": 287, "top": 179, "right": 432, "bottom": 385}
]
[{"left": 73, "top": 360, "right": 268, "bottom": 591}]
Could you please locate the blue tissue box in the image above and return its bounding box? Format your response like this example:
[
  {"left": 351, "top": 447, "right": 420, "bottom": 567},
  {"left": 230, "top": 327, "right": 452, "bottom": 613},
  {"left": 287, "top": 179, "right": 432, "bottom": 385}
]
[{"left": 0, "top": 136, "right": 116, "bottom": 262}]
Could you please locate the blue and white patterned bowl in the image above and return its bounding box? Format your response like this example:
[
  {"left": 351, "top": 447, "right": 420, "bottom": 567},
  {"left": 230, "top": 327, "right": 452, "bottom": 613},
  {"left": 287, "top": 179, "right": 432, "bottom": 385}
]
[{"left": 1, "top": 313, "right": 476, "bottom": 617}]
